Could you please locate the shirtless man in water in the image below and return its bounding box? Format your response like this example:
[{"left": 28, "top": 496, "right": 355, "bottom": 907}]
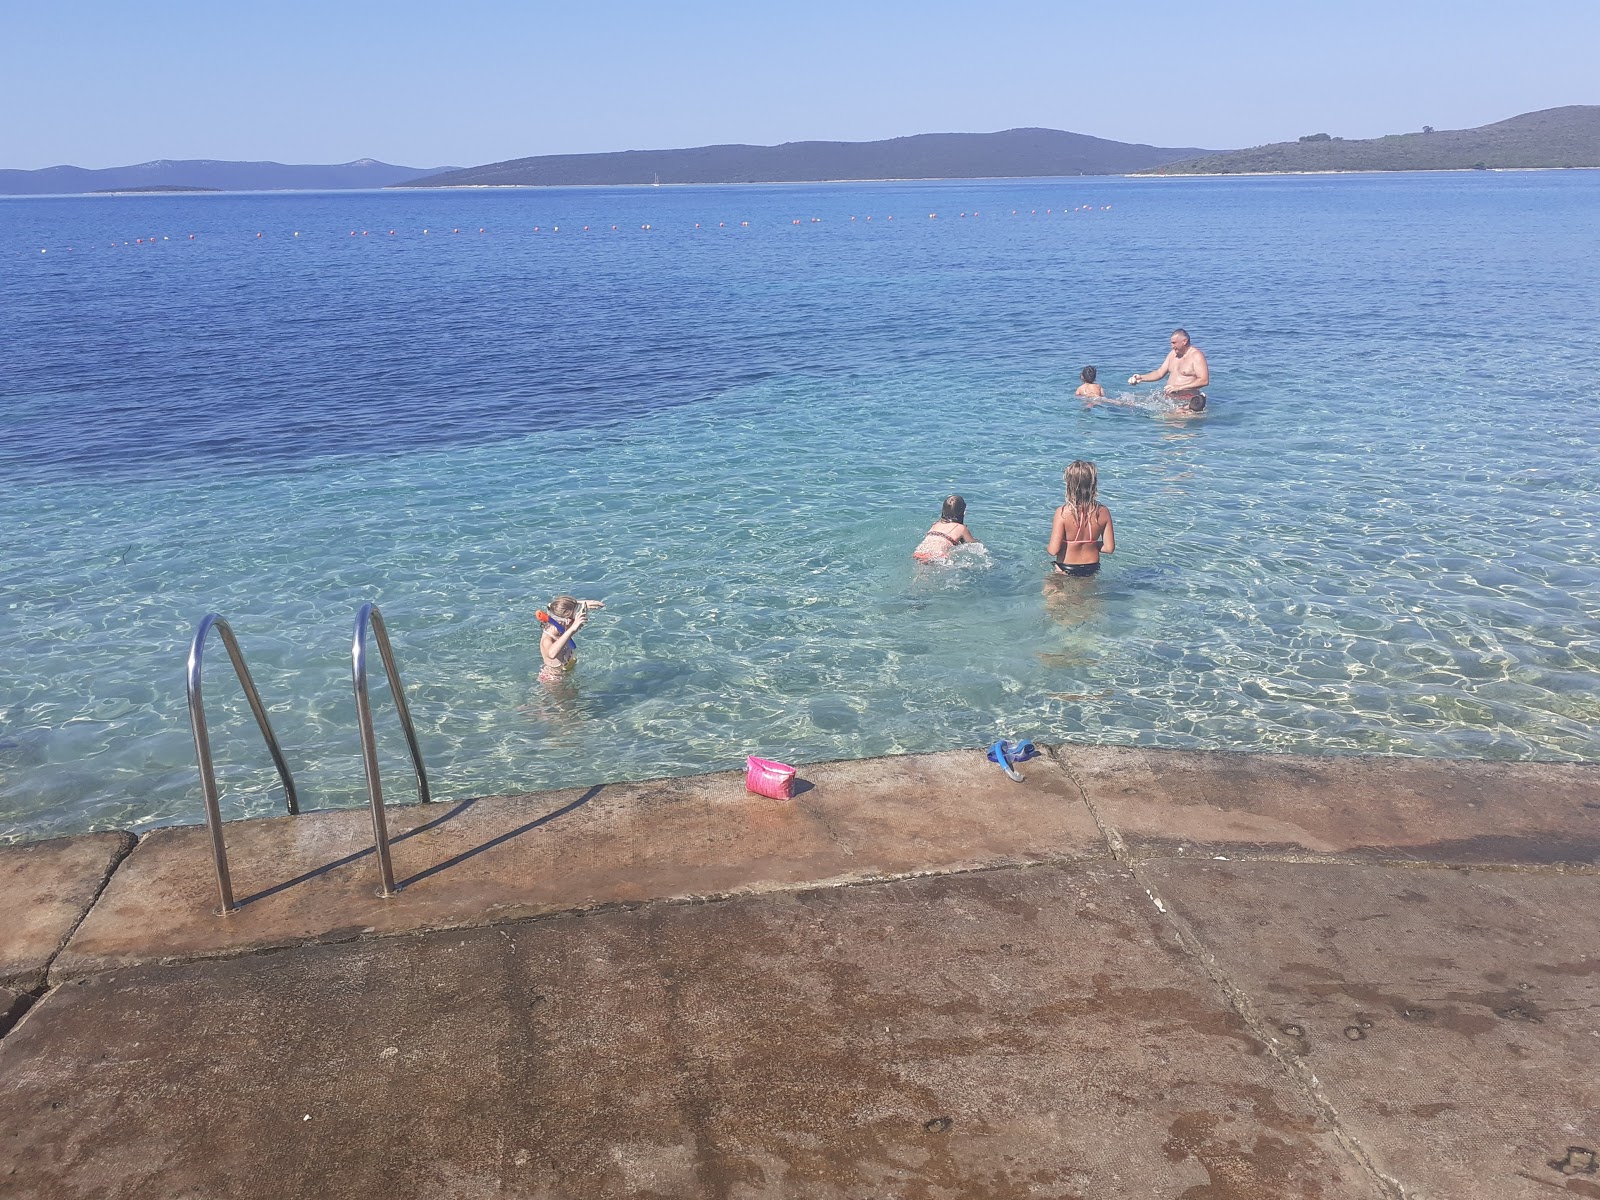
[{"left": 1131, "top": 328, "right": 1210, "bottom": 411}]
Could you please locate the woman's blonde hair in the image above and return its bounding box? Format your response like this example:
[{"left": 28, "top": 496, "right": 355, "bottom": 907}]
[
  {"left": 548, "top": 595, "right": 580, "bottom": 620},
  {"left": 1063, "top": 460, "right": 1099, "bottom": 515}
]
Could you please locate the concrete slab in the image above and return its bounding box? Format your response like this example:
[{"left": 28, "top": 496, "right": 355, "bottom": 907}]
[
  {"left": 57, "top": 750, "right": 1103, "bottom": 978},
  {"left": 1064, "top": 746, "right": 1600, "bottom": 866},
  {"left": 1, "top": 862, "right": 1378, "bottom": 1200},
  {"left": 0, "top": 832, "right": 134, "bottom": 989},
  {"left": 1148, "top": 858, "right": 1600, "bottom": 1200}
]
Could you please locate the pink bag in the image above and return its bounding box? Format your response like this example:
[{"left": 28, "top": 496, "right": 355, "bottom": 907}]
[{"left": 746, "top": 755, "right": 797, "bottom": 800}]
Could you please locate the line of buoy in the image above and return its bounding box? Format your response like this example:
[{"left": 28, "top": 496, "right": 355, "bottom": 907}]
[{"left": 30, "top": 207, "right": 1116, "bottom": 256}]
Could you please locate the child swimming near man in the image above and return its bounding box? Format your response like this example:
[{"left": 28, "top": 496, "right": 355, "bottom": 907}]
[{"left": 1074, "top": 366, "right": 1105, "bottom": 399}]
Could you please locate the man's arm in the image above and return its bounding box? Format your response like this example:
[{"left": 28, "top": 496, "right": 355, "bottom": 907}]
[
  {"left": 1131, "top": 351, "right": 1175, "bottom": 385},
  {"left": 1186, "top": 349, "right": 1210, "bottom": 389}
]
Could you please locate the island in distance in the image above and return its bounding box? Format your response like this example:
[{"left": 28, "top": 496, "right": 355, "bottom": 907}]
[
  {"left": 1140, "top": 105, "right": 1600, "bottom": 174},
  {"left": 0, "top": 158, "right": 454, "bottom": 197},
  {"left": 393, "top": 128, "right": 1215, "bottom": 188}
]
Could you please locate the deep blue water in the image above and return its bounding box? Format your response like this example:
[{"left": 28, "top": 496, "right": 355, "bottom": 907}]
[{"left": 3, "top": 173, "right": 1598, "bottom": 841}]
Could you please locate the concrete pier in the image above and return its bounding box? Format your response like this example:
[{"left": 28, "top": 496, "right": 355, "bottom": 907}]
[{"left": 2, "top": 745, "right": 1596, "bottom": 1198}]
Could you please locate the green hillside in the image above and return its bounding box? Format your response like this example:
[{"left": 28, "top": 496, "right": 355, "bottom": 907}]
[{"left": 1138, "top": 106, "right": 1600, "bottom": 174}]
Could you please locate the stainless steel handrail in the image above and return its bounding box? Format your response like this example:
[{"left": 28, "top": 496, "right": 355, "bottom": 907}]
[
  {"left": 352, "top": 602, "right": 431, "bottom": 896},
  {"left": 187, "top": 614, "right": 300, "bottom": 914}
]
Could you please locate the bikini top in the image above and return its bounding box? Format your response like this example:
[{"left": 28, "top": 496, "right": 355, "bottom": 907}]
[
  {"left": 1059, "top": 504, "right": 1104, "bottom": 546},
  {"left": 925, "top": 524, "right": 964, "bottom": 546}
]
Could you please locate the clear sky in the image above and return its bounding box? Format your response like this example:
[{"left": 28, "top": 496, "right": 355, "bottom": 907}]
[{"left": 3, "top": 0, "right": 1596, "bottom": 170}]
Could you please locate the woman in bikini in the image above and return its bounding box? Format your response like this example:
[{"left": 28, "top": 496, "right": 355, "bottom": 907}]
[
  {"left": 913, "top": 494, "right": 981, "bottom": 562},
  {"left": 1047, "top": 461, "right": 1114, "bottom": 576}
]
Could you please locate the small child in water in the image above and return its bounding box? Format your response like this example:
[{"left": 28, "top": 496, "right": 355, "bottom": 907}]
[
  {"left": 1074, "top": 366, "right": 1105, "bottom": 399},
  {"left": 539, "top": 595, "right": 603, "bottom": 683},
  {"left": 913, "top": 494, "right": 981, "bottom": 562}
]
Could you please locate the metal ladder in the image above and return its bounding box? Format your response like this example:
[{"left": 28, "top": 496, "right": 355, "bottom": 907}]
[
  {"left": 186, "top": 614, "right": 300, "bottom": 913},
  {"left": 351, "top": 601, "right": 431, "bottom": 896},
  {"left": 186, "top": 603, "right": 430, "bottom": 912}
]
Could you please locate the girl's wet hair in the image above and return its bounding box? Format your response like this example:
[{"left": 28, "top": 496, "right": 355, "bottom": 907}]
[
  {"left": 1080, "top": 366, "right": 1097, "bottom": 383},
  {"left": 1063, "top": 461, "right": 1098, "bottom": 511},
  {"left": 941, "top": 494, "right": 966, "bottom": 522},
  {"left": 548, "top": 595, "right": 580, "bottom": 620}
]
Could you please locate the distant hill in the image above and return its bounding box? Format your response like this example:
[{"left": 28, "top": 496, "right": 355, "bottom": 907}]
[
  {"left": 1138, "top": 106, "right": 1600, "bottom": 175},
  {"left": 0, "top": 159, "right": 456, "bottom": 196},
  {"left": 396, "top": 129, "right": 1216, "bottom": 188}
]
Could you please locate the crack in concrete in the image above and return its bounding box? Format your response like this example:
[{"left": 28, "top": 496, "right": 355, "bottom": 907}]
[
  {"left": 1121, "top": 846, "right": 1600, "bottom": 876},
  {"left": 2, "top": 832, "right": 139, "bottom": 1048},
  {"left": 1049, "top": 744, "right": 1411, "bottom": 1200},
  {"left": 44, "top": 852, "right": 1096, "bottom": 985}
]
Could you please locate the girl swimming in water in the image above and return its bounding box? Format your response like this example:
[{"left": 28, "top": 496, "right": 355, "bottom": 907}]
[
  {"left": 1047, "top": 461, "right": 1115, "bottom": 576},
  {"left": 1074, "top": 366, "right": 1105, "bottom": 399},
  {"left": 913, "top": 494, "right": 982, "bottom": 562}
]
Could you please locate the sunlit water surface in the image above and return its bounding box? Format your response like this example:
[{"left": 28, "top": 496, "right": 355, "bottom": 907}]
[{"left": 2, "top": 173, "right": 1597, "bottom": 840}]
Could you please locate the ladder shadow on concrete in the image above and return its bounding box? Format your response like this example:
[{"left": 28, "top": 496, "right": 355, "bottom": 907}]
[
  {"left": 398, "top": 785, "right": 604, "bottom": 890},
  {"left": 232, "top": 786, "right": 603, "bottom": 908}
]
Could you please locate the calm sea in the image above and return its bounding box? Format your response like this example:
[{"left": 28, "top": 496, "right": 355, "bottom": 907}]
[{"left": 3, "top": 173, "right": 1597, "bottom": 841}]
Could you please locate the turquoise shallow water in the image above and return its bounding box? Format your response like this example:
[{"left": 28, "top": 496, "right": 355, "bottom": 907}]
[{"left": 2, "top": 173, "right": 1598, "bottom": 841}]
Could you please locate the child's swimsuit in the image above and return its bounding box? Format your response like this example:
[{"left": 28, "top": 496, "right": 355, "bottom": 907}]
[
  {"left": 1052, "top": 504, "right": 1104, "bottom": 576},
  {"left": 539, "top": 633, "right": 577, "bottom": 683},
  {"left": 913, "top": 525, "right": 964, "bottom": 561}
]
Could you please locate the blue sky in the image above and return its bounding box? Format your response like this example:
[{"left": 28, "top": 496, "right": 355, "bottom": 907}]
[{"left": 3, "top": 0, "right": 1595, "bottom": 170}]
